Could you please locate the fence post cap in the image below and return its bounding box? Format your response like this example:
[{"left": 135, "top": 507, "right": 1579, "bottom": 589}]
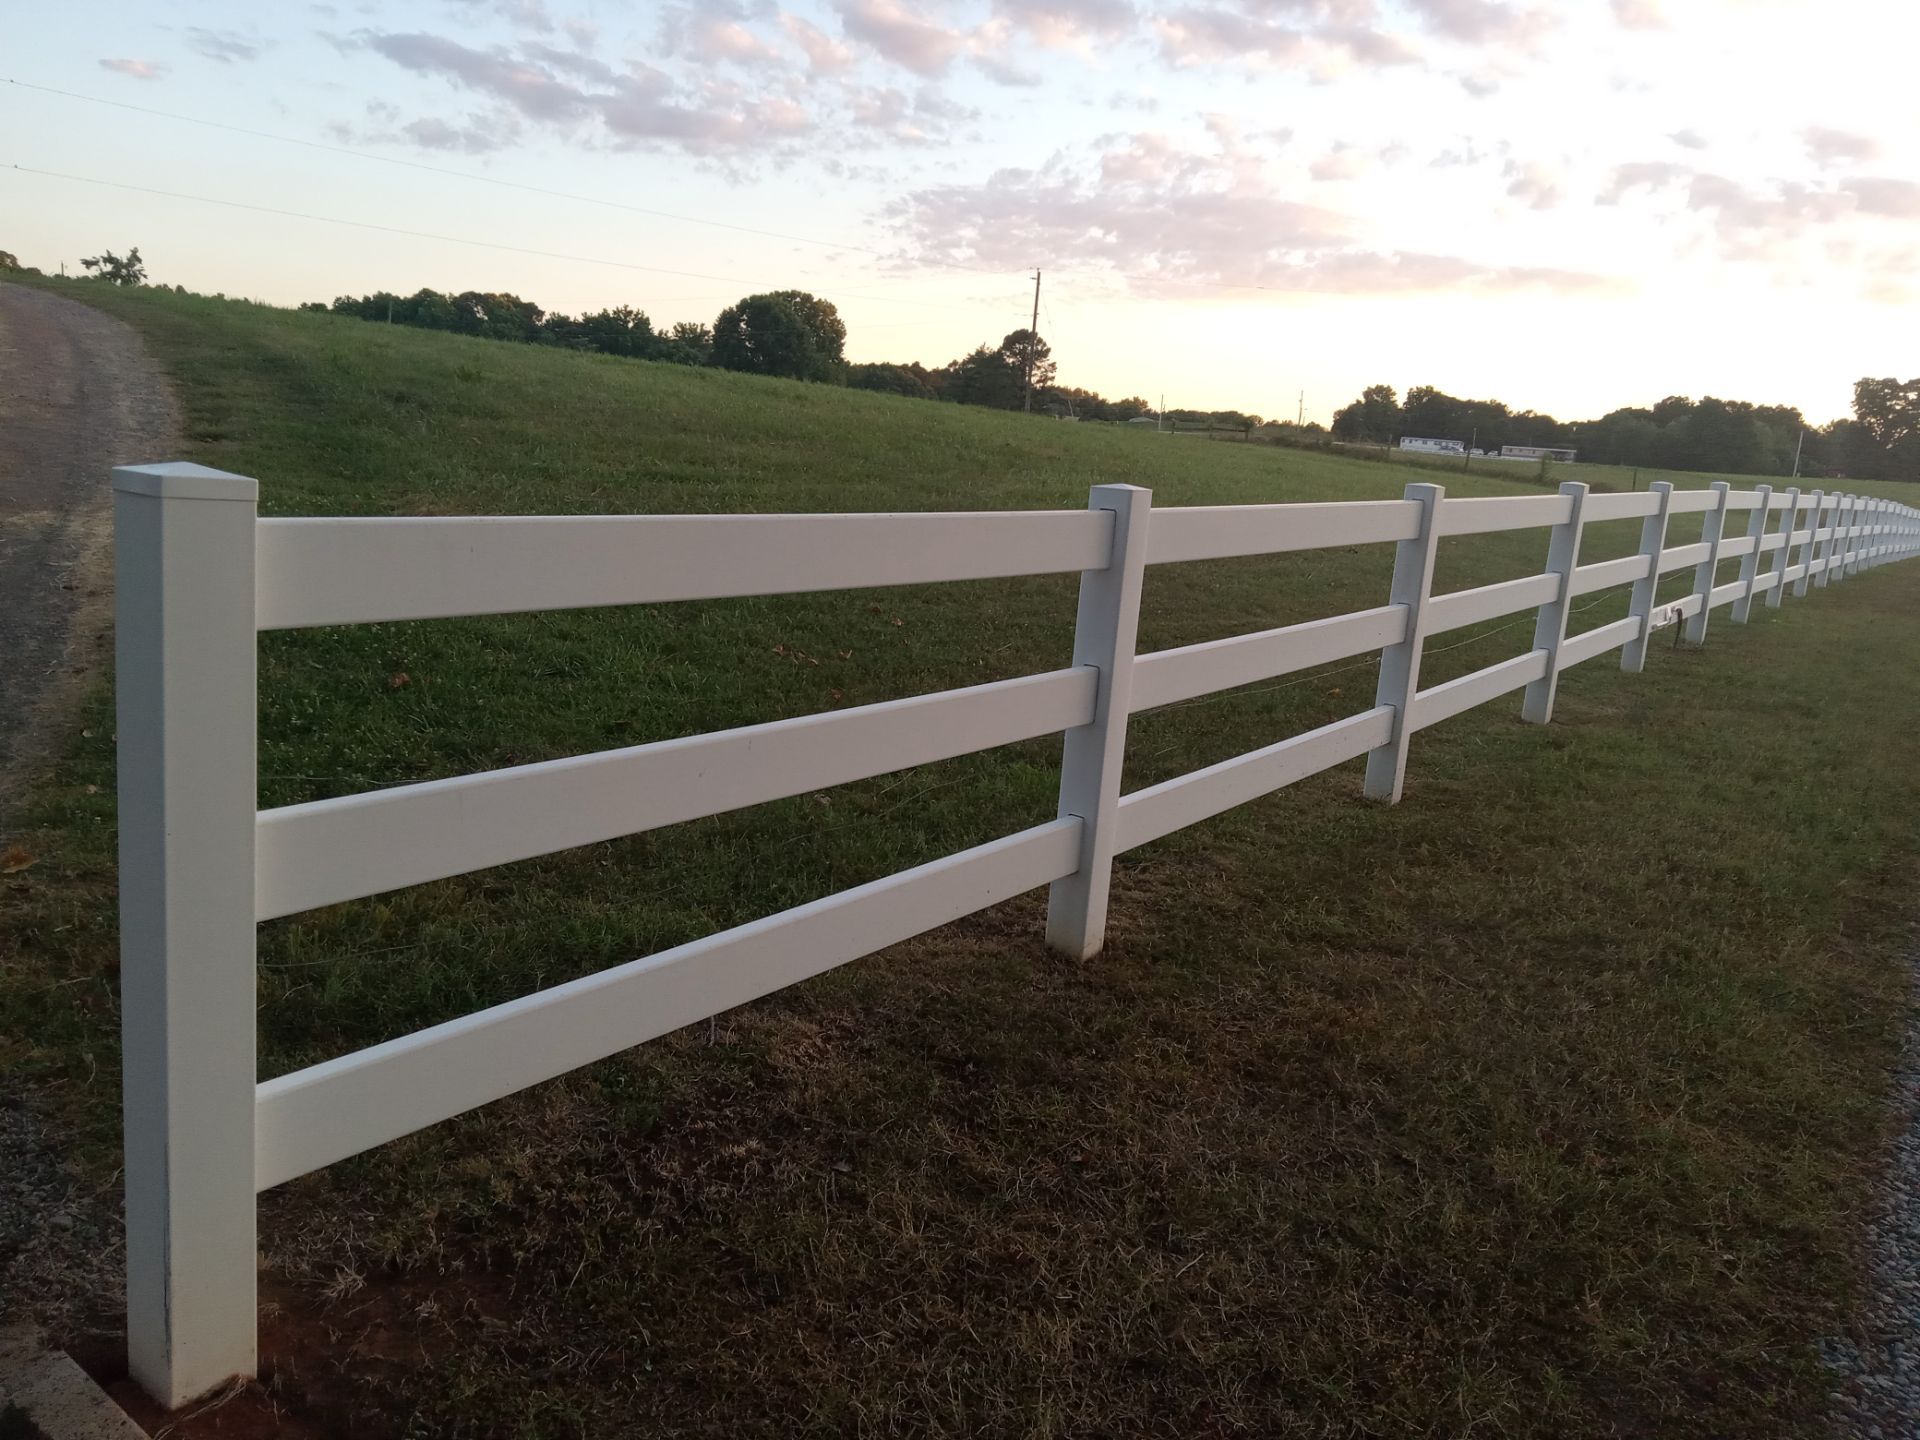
[
  {"left": 112, "top": 462, "right": 258, "bottom": 503},
  {"left": 1557, "top": 479, "right": 1589, "bottom": 497}
]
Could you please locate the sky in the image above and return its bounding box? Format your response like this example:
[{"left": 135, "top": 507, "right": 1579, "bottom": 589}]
[{"left": 2, "top": 0, "right": 1916, "bottom": 425}]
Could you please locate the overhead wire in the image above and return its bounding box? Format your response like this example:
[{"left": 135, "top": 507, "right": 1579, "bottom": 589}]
[
  {"left": 0, "top": 76, "right": 1018, "bottom": 280},
  {"left": 0, "top": 163, "right": 1013, "bottom": 315}
]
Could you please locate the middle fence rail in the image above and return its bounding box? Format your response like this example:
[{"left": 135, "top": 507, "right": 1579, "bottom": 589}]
[{"left": 112, "top": 464, "right": 1919, "bottom": 1406}]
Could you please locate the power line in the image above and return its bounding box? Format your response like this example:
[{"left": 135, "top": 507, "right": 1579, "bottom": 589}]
[
  {"left": 1, "top": 163, "right": 1010, "bottom": 315},
  {"left": 1, "top": 80, "right": 1310, "bottom": 303},
  {"left": 1, "top": 76, "right": 1019, "bottom": 281}
]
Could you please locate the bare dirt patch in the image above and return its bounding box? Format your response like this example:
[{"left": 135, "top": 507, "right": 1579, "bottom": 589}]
[{"left": 0, "top": 282, "right": 178, "bottom": 826}]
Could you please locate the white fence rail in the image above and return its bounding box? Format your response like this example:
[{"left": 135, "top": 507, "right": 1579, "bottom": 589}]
[{"left": 111, "top": 462, "right": 1919, "bottom": 1405}]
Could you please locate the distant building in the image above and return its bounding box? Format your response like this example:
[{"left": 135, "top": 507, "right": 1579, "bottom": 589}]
[
  {"left": 1399, "top": 436, "right": 1467, "bottom": 455},
  {"left": 1500, "top": 444, "right": 1578, "bottom": 462}
]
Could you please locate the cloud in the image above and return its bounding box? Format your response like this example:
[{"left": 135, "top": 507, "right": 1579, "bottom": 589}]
[
  {"left": 185, "top": 28, "right": 264, "bottom": 63},
  {"left": 1601, "top": 160, "right": 1920, "bottom": 263},
  {"left": 847, "top": 85, "right": 979, "bottom": 145},
  {"left": 356, "top": 29, "right": 818, "bottom": 155},
  {"left": 1804, "top": 126, "right": 1880, "bottom": 168},
  {"left": 992, "top": 0, "right": 1139, "bottom": 49},
  {"left": 450, "top": 0, "right": 554, "bottom": 33},
  {"left": 338, "top": 108, "right": 524, "bottom": 155},
  {"left": 1597, "top": 160, "right": 1691, "bottom": 203},
  {"left": 782, "top": 13, "right": 856, "bottom": 72},
  {"left": 98, "top": 57, "right": 165, "bottom": 79},
  {"left": 1503, "top": 158, "right": 1561, "bottom": 209},
  {"left": 1610, "top": 0, "right": 1665, "bottom": 27},
  {"left": 660, "top": 5, "right": 785, "bottom": 67},
  {"left": 1405, "top": 0, "right": 1552, "bottom": 48},
  {"left": 1151, "top": 5, "right": 1420, "bottom": 71},
  {"left": 1667, "top": 128, "right": 1707, "bottom": 150},
  {"left": 1845, "top": 178, "right": 1920, "bottom": 219},
  {"left": 1311, "top": 143, "right": 1369, "bottom": 181},
  {"left": 834, "top": 0, "right": 968, "bottom": 76},
  {"left": 888, "top": 132, "right": 1612, "bottom": 297},
  {"left": 365, "top": 31, "right": 595, "bottom": 122}
]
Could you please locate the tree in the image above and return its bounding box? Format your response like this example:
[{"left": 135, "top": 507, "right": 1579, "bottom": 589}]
[
  {"left": 564, "top": 305, "right": 655, "bottom": 358},
  {"left": 711, "top": 290, "right": 846, "bottom": 381},
  {"left": 1847, "top": 377, "right": 1920, "bottom": 480},
  {"left": 997, "top": 328, "right": 1055, "bottom": 402},
  {"left": 655, "top": 321, "right": 712, "bottom": 367},
  {"left": 0, "top": 250, "right": 19, "bottom": 271},
  {"left": 941, "top": 345, "right": 1022, "bottom": 409},
  {"left": 1331, "top": 384, "right": 1400, "bottom": 442},
  {"left": 850, "top": 362, "right": 938, "bottom": 399},
  {"left": 79, "top": 246, "right": 145, "bottom": 285}
]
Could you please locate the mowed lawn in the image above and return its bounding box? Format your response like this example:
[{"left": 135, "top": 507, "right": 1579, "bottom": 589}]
[{"left": 6, "top": 282, "right": 1920, "bottom": 1438}]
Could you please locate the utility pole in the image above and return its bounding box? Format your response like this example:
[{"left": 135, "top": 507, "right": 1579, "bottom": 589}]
[
  {"left": 1022, "top": 269, "right": 1041, "bottom": 414},
  {"left": 1297, "top": 390, "right": 1304, "bottom": 426},
  {"left": 1791, "top": 428, "right": 1805, "bottom": 478}
]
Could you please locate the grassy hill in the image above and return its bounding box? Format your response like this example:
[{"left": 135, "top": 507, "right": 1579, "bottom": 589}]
[{"left": 7, "top": 280, "right": 1920, "bottom": 1438}]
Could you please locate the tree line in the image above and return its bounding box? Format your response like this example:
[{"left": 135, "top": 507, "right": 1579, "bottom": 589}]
[
  {"left": 307, "top": 284, "right": 1200, "bottom": 424},
  {"left": 1331, "top": 381, "right": 1920, "bottom": 481}
]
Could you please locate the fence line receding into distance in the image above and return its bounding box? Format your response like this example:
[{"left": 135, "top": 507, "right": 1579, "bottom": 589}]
[{"left": 110, "top": 462, "right": 1919, "bottom": 1406}]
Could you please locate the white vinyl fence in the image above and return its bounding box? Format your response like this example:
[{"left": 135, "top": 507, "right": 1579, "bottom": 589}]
[{"left": 112, "top": 462, "right": 1918, "bottom": 1405}]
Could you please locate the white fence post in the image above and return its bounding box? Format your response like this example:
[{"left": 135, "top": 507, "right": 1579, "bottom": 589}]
[
  {"left": 1045, "top": 483, "right": 1151, "bottom": 960},
  {"left": 1730, "top": 483, "right": 1772, "bottom": 624},
  {"left": 1363, "top": 482, "right": 1444, "bottom": 803},
  {"left": 1804, "top": 490, "right": 1831, "bottom": 594},
  {"left": 1682, "top": 481, "right": 1731, "bottom": 644},
  {"left": 1621, "top": 480, "right": 1673, "bottom": 675},
  {"left": 1765, "top": 487, "right": 1800, "bottom": 609},
  {"left": 1521, "top": 480, "right": 1589, "bottom": 724},
  {"left": 114, "top": 463, "right": 260, "bottom": 1408},
  {"left": 1828, "top": 494, "right": 1852, "bottom": 583}
]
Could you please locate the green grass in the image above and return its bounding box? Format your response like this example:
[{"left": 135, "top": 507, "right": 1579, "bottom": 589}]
[
  {"left": 5, "top": 279, "right": 1920, "bottom": 1437},
  {"left": 1331, "top": 440, "right": 1913, "bottom": 504}
]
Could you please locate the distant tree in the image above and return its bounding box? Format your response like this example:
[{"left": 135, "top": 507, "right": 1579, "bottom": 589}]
[
  {"left": 655, "top": 321, "right": 713, "bottom": 367},
  {"left": 1400, "top": 385, "right": 1465, "bottom": 442},
  {"left": 850, "top": 362, "right": 938, "bottom": 399},
  {"left": 1844, "top": 377, "right": 1920, "bottom": 480},
  {"left": 996, "top": 328, "right": 1055, "bottom": 402},
  {"left": 567, "top": 305, "right": 655, "bottom": 358},
  {"left": 1331, "top": 384, "right": 1400, "bottom": 442},
  {"left": 0, "top": 250, "right": 19, "bottom": 271},
  {"left": 941, "top": 344, "right": 1023, "bottom": 409},
  {"left": 1650, "top": 394, "right": 1695, "bottom": 426},
  {"left": 711, "top": 290, "right": 846, "bottom": 381},
  {"left": 80, "top": 246, "right": 145, "bottom": 285},
  {"left": 297, "top": 300, "right": 328, "bottom": 312}
]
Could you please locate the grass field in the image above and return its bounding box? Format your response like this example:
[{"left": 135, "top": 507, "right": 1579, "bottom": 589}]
[
  {"left": 5, "top": 280, "right": 1920, "bottom": 1437},
  {"left": 1326, "top": 438, "right": 1894, "bottom": 502}
]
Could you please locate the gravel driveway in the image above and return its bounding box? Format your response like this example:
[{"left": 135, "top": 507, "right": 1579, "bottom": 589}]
[
  {"left": 1826, "top": 961, "right": 1920, "bottom": 1438},
  {"left": 0, "top": 281, "right": 178, "bottom": 827},
  {"left": 0, "top": 281, "right": 176, "bottom": 1340}
]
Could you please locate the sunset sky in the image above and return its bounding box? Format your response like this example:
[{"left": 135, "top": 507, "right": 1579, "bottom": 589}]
[{"left": 4, "top": 0, "right": 1914, "bottom": 424}]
